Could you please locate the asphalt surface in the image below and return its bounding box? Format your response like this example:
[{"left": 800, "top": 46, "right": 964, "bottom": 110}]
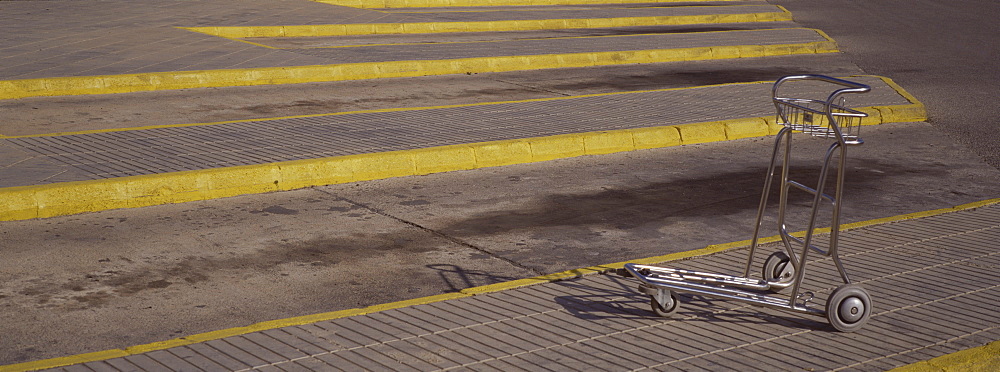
[{"left": 772, "top": 0, "right": 1000, "bottom": 169}]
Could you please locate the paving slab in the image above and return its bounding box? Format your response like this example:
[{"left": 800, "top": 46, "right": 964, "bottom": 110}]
[{"left": 14, "top": 201, "right": 997, "bottom": 371}]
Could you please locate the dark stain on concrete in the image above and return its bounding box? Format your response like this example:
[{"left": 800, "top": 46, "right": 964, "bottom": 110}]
[
  {"left": 548, "top": 66, "right": 826, "bottom": 92},
  {"left": 427, "top": 264, "right": 517, "bottom": 292},
  {"left": 400, "top": 199, "right": 431, "bottom": 206},
  {"left": 9, "top": 230, "right": 447, "bottom": 311},
  {"left": 244, "top": 99, "right": 348, "bottom": 115},
  {"left": 70, "top": 291, "right": 112, "bottom": 309},
  {"left": 147, "top": 280, "right": 172, "bottom": 289},
  {"left": 441, "top": 159, "right": 947, "bottom": 238},
  {"left": 251, "top": 205, "right": 299, "bottom": 215},
  {"left": 583, "top": 26, "right": 752, "bottom": 36}
]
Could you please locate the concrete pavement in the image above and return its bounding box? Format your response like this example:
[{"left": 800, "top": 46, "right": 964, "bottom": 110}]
[{"left": 8, "top": 199, "right": 999, "bottom": 371}]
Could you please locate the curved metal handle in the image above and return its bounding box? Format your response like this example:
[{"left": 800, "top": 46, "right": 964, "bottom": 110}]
[{"left": 772, "top": 74, "right": 871, "bottom": 102}]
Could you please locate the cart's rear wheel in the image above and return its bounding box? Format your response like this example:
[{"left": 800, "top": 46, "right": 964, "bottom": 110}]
[
  {"left": 649, "top": 292, "right": 680, "bottom": 318},
  {"left": 763, "top": 251, "right": 793, "bottom": 292},
  {"left": 826, "top": 284, "right": 872, "bottom": 332}
]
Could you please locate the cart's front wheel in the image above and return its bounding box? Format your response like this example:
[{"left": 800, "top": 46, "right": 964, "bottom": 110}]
[
  {"left": 650, "top": 292, "right": 680, "bottom": 318},
  {"left": 826, "top": 284, "right": 872, "bottom": 332},
  {"left": 763, "top": 251, "right": 794, "bottom": 292}
]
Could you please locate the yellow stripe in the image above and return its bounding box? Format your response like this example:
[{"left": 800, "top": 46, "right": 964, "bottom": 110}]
[
  {"left": 0, "top": 30, "right": 827, "bottom": 101},
  {"left": 863, "top": 75, "right": 929, "bottom": 123},
  {"left": 314, "top": 0, "right": 744, "bottom": 9},
  {"left": 4, "top": 197, "right": 993, "bottom": 372},
  {"left": 182, "top": 10, "right": 792, "bottom": 38}
]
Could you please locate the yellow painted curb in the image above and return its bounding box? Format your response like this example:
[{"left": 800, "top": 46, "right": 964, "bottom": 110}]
[
  {"left": 0, "top": 29, "right": 828, "bottom": 101},
  {"left": 889, "top": 340, "right": 1000, "bottom": 372},
  {"left": 5, "top": 197, "right": 994, "bottom": 372},
  {"left": 865, "top": 75, "right": 929, "bottom": 123},
  {"left": 0, "top": 75, "right": 926, "bottom": 223},
  {"left": 315, "top": 0, "right": 745, "bottom": 9}
]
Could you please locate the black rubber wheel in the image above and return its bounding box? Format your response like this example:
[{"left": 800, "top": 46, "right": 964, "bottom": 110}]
[
  {"left": 826, "top": 284, "right": 872, "bottom": 332},
  {"left": 650, "top": 292, "right": 681, "bottom": 318},
  {"left": 762, "top": 251, "right": 793, "bottom": 293}
]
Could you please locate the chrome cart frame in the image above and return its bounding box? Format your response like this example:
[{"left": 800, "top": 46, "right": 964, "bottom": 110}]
[{"left": 616, "top": 75, "right": 874, "bottom": 332}]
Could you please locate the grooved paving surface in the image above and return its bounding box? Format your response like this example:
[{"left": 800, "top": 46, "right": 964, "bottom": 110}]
[
  {"left": 286, "top": 28, "right": 825, "bottom": 63},
  {"left": 43, "top": 204, "right": 1000, "bottom": 371},
  {"left": 0, "top": 76, "right": 909, "bottom": 188}
]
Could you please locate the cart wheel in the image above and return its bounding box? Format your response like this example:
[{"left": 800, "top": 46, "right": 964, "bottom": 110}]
[
  {"left": 763, "top": 251, "right": 793, "bottom": 292},
  {"left": 826, "top": 284, "right": 872, "bottom": 332},
  {"left": 649, "top": 292, "right": 680, "bottom": 318}
]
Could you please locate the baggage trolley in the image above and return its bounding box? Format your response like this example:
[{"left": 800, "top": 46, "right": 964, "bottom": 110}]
[{"left": 615, "top": 75, "right": 874, "bottom": 332}]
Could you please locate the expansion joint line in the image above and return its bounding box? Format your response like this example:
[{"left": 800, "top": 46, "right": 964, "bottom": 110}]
[{"left": 314, "top": 188, "right": 546, "bottom": 276}]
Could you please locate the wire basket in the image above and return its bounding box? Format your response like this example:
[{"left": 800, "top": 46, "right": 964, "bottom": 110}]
[{"left": 774, "top": 97, "right": 868, "bottom": 145}]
